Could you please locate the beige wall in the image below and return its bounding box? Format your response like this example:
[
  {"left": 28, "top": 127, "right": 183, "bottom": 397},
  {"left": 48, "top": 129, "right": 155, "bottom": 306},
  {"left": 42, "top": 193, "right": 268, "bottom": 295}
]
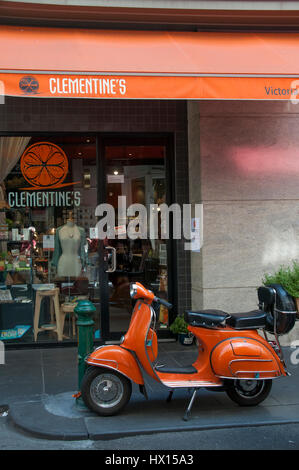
[{"left": 188, "top": 100, "right": 299, "bottom": 344}]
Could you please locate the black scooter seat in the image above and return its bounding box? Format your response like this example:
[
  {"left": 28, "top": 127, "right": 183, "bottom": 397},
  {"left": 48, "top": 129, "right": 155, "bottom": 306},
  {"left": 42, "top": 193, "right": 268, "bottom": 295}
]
[
  {"left": 185, "top": 310, "right": 229, "bottom": 328},
  {"left": 185, "top": 309, "right": 268, "bottom": 330},
  {"left": 226, "top": 310, "right": 268, "bottom": 329}
]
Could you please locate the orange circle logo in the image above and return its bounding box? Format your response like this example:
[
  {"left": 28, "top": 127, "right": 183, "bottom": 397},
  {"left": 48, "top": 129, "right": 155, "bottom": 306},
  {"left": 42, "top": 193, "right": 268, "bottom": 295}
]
[{"left": 20, "top": 142, "right": 68, "bottom": 189}]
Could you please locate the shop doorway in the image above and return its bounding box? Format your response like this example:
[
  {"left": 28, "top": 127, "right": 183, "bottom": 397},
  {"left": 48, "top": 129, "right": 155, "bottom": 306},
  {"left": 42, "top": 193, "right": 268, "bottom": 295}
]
[{"left": 98, "top": 135, "right": 174, "bottom": 340}]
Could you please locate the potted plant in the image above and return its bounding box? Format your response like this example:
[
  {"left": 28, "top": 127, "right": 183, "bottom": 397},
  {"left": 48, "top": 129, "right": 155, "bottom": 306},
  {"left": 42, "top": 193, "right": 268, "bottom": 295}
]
[
  {"left": 263, "top": 261, "right": 299, "bottom": 314},
  {"left": 169, "top": 315, "right": 194, "bottom": 346}
]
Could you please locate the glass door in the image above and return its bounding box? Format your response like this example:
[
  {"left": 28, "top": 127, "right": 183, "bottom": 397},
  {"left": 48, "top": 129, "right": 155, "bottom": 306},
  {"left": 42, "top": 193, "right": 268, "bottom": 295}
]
[{"left": 99, "top": 135, "right": 173, "bottom": 339}]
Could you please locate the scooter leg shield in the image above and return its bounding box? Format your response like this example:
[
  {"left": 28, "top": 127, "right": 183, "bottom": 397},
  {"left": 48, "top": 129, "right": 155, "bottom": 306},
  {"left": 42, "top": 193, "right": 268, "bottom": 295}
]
[{"left": 86, "top": 345, "right": 144, "bottom": 385}]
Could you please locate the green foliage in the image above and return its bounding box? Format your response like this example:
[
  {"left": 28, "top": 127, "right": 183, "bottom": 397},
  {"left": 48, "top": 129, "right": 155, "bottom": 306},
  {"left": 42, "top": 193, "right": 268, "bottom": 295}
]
[
  {"left": 169, "top": 315, "right": 189, "bottom": 334},
  {"left": 263, "top": 261, "right": 299, "bottom": 298},
  {"left": 5, "top": 218, "right": 13, "bottom": 229}
]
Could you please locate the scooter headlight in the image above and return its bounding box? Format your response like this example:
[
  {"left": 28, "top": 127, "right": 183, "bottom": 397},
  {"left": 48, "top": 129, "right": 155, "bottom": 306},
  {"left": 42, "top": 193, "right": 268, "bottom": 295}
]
[{"left": 130, "top": 283, "right": 138, "bottom": 299}]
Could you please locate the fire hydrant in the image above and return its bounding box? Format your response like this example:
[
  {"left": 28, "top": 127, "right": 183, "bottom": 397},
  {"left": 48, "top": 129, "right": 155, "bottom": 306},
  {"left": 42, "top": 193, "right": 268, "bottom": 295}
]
[{"left": 74, "top": 299, "right": 96, "bottom": 406}]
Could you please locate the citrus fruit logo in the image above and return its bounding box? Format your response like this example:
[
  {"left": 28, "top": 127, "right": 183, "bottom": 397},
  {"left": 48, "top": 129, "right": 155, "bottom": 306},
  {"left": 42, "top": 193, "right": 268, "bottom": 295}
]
[
  {"left": 20, "top": 142, "right": 69, "bottom": 190},
  {"left": 19, "top": 76, "right": 39, "bottom": 94}
]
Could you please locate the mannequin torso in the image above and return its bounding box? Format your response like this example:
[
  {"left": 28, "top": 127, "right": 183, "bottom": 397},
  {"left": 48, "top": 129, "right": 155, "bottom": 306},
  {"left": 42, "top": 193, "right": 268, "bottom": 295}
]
[{"left": 57, "top": 221, "right": 82, "bottom": 277}]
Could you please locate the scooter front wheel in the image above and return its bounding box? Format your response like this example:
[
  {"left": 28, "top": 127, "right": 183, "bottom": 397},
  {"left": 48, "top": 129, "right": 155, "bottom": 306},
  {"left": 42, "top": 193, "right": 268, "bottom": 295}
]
[
  {"left": 81, "top": 367, "right": 132, "bottom": 416},
  {"left": 225, "top": 379, "right": 272, "bottom": 406}
]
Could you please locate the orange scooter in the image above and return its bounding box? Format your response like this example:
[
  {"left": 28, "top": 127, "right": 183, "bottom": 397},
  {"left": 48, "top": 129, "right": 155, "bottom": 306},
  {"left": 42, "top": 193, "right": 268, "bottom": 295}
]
[{"left": 81, "top": 282, "right": 296, "bottom": 420}]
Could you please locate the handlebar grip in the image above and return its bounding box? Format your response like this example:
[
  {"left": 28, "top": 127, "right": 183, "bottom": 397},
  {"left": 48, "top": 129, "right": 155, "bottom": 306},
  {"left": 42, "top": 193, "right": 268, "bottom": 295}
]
[{"left": 156, "top": 297, "right": 173, "bottom": 310}]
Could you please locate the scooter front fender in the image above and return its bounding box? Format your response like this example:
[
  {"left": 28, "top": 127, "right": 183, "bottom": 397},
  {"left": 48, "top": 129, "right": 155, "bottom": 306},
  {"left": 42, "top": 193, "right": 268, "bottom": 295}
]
[
  {"left": 210, "top": 336, "right": 286, "bottom": 380},
  {"left": 86, "top": 345, "right": 144, "bottom": 385}
]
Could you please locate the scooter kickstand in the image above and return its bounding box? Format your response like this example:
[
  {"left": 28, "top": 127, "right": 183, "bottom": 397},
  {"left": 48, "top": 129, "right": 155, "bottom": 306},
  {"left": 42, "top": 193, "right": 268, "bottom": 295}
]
[
  {"left": 166, "top": 390, "right": 174, "bottom": 403},
  {"left": 183, "top": 388, "right": 197, "bottom": 421}
]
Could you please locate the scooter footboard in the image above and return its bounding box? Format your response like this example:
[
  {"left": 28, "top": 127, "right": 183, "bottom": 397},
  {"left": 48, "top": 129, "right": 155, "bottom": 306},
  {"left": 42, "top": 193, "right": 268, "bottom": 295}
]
[
  {"left": 210, "top": 337, "right": 285, "bottom": 379},
  {"left": 86, "top": 345, "right": 144, "bottom": 385}
]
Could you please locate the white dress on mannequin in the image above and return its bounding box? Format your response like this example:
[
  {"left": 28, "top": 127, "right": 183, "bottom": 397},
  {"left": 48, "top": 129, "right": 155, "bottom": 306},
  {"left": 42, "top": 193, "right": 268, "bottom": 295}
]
[{"left": 57, "top": 221, "right": 82, "bottom": 277}]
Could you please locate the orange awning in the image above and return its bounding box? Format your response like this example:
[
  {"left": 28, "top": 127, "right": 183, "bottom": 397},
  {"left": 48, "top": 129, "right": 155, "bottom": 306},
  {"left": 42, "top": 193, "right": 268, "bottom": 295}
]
[{"left": 1, "top": 25, "right": 299, "bottom": 100}]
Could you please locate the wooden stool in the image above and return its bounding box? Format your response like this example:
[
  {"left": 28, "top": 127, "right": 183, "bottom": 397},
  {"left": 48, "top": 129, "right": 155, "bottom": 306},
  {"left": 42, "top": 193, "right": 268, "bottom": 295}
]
[
  {"left": 33, "top": 288, "right": 63, "bottom": 342},
  {"left": 60, "top": 297, "right": 89, "bottom": 337},
  {"left": 61, "top": 302, "right": 77, "bottom": 338}
]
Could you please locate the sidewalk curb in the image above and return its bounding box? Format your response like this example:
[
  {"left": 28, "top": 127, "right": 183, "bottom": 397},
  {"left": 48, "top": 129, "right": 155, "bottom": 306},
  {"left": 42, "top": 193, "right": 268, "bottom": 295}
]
[
  {"left": 10, "top": 401, "right": 89, "bottom": 441},
  {"left": 9, "top": 399, "right": 299, "bottom": 441},
  {"left": 85, "top": 419, "right": 299, "bottom": 442}
]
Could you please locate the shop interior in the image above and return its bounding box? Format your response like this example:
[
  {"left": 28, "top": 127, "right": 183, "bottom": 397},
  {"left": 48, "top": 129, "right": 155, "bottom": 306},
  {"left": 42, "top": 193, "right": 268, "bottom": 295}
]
[{"left": 0, "top": 135, "right": 169, "bottom": 344}]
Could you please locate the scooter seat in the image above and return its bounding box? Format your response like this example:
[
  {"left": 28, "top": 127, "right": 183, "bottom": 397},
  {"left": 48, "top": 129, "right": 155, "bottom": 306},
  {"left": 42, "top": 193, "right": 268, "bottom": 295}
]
[
  {"left": 185, "top": 309, "right": 268, "bottom": 330},
  {"left": 185, "top": 310, "right": 229, "bottom": 328},
  {"left": 226, "top": 310, "right": 268, "bottom": 330}
]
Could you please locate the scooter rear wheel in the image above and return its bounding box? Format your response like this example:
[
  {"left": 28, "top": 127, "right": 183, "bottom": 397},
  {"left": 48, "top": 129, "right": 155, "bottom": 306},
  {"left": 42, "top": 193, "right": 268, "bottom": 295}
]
[
  {"left": 225, "top": 379, "right": 272, "bottom": 406},
  {"left": 81, "top": 367, "right": 132, "bottom": 416}
]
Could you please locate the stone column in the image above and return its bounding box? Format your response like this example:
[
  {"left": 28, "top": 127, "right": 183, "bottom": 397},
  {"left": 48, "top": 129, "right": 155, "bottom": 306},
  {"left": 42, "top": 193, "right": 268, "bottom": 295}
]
[{"left": 188, "top": 100, "right": 299, "bottom": 346}]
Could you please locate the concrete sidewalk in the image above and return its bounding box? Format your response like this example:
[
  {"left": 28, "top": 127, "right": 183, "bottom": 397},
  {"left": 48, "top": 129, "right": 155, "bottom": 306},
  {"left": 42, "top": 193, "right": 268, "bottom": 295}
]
[{"left": 1, "top": 342, "right": 299, "bottom": 440}]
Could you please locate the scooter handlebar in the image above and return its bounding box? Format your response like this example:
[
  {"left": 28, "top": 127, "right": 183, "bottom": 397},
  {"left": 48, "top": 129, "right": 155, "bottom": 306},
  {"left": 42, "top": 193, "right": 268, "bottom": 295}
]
[{"left": 154, "top": 297, "right": 173, "bottom": 310}]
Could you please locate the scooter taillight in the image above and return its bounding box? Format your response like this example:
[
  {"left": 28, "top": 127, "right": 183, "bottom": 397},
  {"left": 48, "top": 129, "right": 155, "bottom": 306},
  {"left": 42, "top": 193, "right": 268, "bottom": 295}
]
[{"left": 269, "top": 340, "right": 280, "bottom": 355}]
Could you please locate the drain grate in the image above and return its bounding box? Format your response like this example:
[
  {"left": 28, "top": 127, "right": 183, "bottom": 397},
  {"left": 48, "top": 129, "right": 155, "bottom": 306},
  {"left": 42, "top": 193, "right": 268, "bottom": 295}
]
[{"left": 0, "top": 405, "right": 9, "bottom": 417}]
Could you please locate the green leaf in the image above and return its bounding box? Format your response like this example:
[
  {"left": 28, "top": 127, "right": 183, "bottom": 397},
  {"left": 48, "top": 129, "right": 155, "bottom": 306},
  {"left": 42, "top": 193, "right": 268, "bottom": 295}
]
[
  {"left": 169, "top": 315, "right": 189, "bottom": 334},
  {"left": 263, "top": 261, "right": 299, "bottom": 298}
]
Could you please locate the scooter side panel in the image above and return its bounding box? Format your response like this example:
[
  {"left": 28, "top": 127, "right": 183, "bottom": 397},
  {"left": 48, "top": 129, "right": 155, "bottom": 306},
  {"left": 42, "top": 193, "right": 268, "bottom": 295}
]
[
  {"left": 86, "top": 345, "right": 144, "bottom": 385},
  {"left": 210, "top": 336, "right": 285, "bottom": 379}
]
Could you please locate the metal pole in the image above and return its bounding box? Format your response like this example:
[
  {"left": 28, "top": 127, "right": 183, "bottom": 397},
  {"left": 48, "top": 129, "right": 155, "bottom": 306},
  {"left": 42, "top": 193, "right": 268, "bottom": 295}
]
[{"left": 74, "top": 299, "right": 96, "bottom": 407}]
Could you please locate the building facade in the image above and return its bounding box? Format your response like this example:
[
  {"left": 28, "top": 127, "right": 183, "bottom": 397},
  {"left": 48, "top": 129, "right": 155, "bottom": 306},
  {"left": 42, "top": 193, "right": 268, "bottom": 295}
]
[{"left": 0, "top": 0, "right": 298, "bottom": 346}]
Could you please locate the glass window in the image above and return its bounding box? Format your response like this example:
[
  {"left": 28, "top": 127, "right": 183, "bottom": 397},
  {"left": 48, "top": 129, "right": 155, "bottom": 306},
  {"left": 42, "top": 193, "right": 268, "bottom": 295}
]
[
  {"left": 105, "top": 144, "right": 170, "bottom": 332},
  {"left": 0, "top": 135, "right": 98, "bottom": 343},
  {"left": 0, "top": 135, "right": 172, "bottom": 344}
]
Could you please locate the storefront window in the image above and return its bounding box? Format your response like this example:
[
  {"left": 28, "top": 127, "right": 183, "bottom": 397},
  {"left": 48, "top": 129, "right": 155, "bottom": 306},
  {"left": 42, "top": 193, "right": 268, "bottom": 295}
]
[
  {"left": 0, "top": 135, "right": 98, "bottom": 343},
  {"left": 0, "top": 135, "right": 171, "bottom": 344}
]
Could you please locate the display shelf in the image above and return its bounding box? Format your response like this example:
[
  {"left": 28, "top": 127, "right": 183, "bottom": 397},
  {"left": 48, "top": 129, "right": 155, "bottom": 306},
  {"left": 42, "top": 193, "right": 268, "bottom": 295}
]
[
  {"left": 0, "top": 240, "right": 26, "bottom": 243},
  {"left": 1, "top": 269, "right": 31, "bottom": 273},
  {"left": 0, "top": 207, "right": 29, "bottom": 211}
]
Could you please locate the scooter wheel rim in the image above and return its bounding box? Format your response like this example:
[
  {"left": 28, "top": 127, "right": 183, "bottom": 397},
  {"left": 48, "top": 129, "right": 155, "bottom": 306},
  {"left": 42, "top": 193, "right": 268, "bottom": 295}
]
[
  {"left": 90, "top": 373, "right": 124, "bottom": 408},
  {"left": 234, "top": 379, "right": 265, "bottom": 398}
]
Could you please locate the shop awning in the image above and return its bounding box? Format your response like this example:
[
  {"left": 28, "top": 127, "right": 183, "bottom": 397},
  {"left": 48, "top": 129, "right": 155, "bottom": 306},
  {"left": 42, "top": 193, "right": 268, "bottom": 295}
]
[{"left": 1, "top": 25, "right": 299, "bottom": 100}]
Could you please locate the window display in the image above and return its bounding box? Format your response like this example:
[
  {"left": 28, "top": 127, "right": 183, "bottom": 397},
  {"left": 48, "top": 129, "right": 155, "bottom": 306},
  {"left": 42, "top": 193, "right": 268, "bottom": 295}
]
[
  {"left": 0, "top": 135, "right": 171, "bottom": 344},
  {"left": 0, "top": 135, "right": 98, "bottom": 343},
  {"left": 52, "top": 215, "right": 87, "bottom": 277}
]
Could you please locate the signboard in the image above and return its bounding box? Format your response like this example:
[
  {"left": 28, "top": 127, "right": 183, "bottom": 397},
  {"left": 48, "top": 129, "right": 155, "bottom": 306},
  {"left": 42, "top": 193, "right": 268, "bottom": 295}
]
[
  {"left": 0, "top": 325, "right": 31, "bottom": 341},
  {"left": 2, "top": 73, "right": 299, "bottom": 101},
  {"left": 107, "top": 174, "right": 124, "bottom": 184},
  {"left": 43, "top": 235, "right": 55, "bottom": 251},
  {"left": 114, "top": 225, "right": 127, "bottom": 236},
  {"left": 8, "top": 142, "right": 82, "bottom": 208}
]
